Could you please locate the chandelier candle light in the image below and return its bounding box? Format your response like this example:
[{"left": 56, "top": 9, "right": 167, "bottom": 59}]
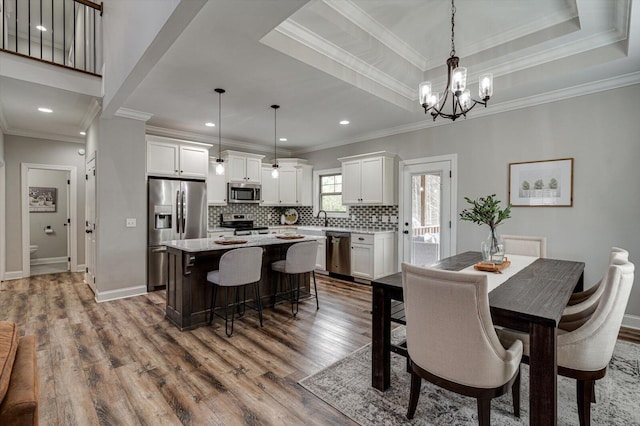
[
  {"left": 214, "top": 88, "right": 225, "bottom": 175},
  {"left": 419, "top": 0, "right": 493, "bottom": 121}
]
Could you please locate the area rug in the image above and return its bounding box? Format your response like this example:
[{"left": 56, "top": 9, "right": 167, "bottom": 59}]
[{"left": 299, "top": 327, "right": 640, "bottom": 425}]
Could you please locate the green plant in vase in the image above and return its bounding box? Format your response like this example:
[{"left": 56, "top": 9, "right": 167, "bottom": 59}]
[{"left": 459, "top": 194, "right": 511, "bottom": 262}]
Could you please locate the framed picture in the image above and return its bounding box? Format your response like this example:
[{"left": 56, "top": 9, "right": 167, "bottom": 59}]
[
  {"left": 29, "top": 187, "right": 57, "bottom": 212},
  {"left": 508, "top": 158, "right": 573, "bottom": 207}
]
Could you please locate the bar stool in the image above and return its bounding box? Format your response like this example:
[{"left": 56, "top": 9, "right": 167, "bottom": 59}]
[
  {"left": 271, "top": 241, "right": 319, "bottom": 316},
  {"left": 207, "top": 247, "right": 264, "bottom": 337}
]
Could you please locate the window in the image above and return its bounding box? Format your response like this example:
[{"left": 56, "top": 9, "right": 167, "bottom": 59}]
[
  {"left": 313, "top": 168, "right": 349, "bottom": 218},
  {"left": 320, "top": 173, "right": 346, "bottom": 213}
]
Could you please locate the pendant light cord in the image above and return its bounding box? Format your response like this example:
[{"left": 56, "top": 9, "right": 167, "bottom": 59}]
[
  {"left": 214, "top": 88, "right": 225, "bottom": 160},
  {"left": 271, "top": 105, "right": 280, "bottom": 166},
  {"left": 450, "top": 0, "right": 456, "bottom": 57}
]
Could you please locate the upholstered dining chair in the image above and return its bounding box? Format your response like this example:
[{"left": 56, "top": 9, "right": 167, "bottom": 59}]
[
  {"left": 271, "top": 241, "right": 319, "bottom": 316},
  {"left": 498, "top": 255, "right": 635, "bottom": 426},
  {"left": 560, "top": 247, "right": 629, "bottom": 331},
  {"left": 501, "top": 234, "right": 547, "bottom": 257},
  {"left": 207, "top": 247, "right": 264, "bottom": 337},
  {"left": 401, "top": 263, "right": 522, "bottom": 425}
]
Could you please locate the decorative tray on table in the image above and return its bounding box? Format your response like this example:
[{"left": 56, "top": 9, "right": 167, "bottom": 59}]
[
  {"left": 276, "top": 235, "right": 304, "bottom": 240},
  {"left": 214, "top": 240, "right": 248, "bottom": 245},
  {"left": 474, "top": 258, "right": 511, "bottom": 273}
]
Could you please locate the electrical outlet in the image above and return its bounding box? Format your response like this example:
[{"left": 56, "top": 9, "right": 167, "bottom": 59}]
[
  {"left": 126, "top": 218, "right": 136, "bottom": 227},
  {"left": 390, "top": 215, "right": 398, "bottom": 223},
  {"left": 267, "top": 213, "right": 272, "bottom": 220},
  {"left": 351, "top": 214, "right": 356, "bottom": 221},
  {"left": 371, "top": 216, "right": 377, "bottom": 222},
  {"left": 381, "top": 215, "right": 389, "bottom": 223}
]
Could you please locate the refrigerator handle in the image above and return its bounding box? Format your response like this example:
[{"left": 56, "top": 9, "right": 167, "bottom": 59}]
[
  {"left": 181, "top": 190, "right": 186, "bottom": 236},
  {"left": 176, "top": 190, "right": 181, "bottom": 235}
]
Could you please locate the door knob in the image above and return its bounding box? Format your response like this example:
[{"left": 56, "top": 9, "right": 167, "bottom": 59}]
[
  {"left": 403, "top": 230, "right": 409, "bottom": 234},
  {"left": 85, "top": 229, "right": 93, "bottom": 234}
]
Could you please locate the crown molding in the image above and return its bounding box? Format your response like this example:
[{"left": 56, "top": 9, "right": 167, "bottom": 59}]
[
  {"left": 114, "top": 108, "right": 153, "bottom": 122},
  {"left": 275, "top": 19, "right": 416, "bottom": 102},
  {"left": 4, "top": 127, "right": 85, "bottom": 144},
  {"left": 145, "top": 125, "right": 293, "bottom": 157},
  {"left": 322, "top": 0, "right": 427, "bottom": 70},
  {"left": 80, "top": 99, "right": 101, "bottom": 131},
  {"left": 291, "top": 71, "right": 640, "bottom": 155}
]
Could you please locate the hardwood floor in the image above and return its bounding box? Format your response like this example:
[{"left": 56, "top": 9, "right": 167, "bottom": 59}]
[{"left": 0, "top": 272, "right": 373, "bottom": 425}]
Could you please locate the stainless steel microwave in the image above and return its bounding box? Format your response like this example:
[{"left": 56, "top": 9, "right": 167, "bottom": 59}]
[{"left": 228, "top": 182, "right": 261, "bottom": 203}]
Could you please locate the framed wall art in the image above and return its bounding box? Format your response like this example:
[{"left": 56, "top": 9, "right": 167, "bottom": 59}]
[
  {"left": 508, "top": 158, "right": 573, "bottom": 207},
  {"left": 29, "top": 187, "right": 57, "bottom": 212}
]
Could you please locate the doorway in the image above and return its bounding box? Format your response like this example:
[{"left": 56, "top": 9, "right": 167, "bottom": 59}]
[
  {"left": 21, "top": 163, "right": 77, "bottom": 277},
  {"left": 399, "top": 155, "right": 457, "bottom": 266},
  {"left": 85, "top": 153, "right": 96, "bottom": 293}
]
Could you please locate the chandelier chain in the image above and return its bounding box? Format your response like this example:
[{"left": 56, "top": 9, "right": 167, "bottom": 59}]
[{"left": 450, "top": 0, "right": 456, "bottom": 57}]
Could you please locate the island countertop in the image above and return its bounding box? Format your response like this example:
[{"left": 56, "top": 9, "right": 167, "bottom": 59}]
[{"left": 163, "top": 234, "right": 325, "bottom": 253}]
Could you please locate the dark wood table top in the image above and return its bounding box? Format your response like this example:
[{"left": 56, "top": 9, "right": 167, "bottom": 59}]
[{"left": 372, "top": 251, "right": 585, "bottom": 328}]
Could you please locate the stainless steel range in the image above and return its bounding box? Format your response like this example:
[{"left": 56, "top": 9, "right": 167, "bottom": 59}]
[{"left": 220, "top": 213, "right": 269, "bottom": 236}]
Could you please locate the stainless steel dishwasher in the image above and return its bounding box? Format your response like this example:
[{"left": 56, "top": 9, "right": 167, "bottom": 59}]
[{"left": 326, "top": 231, "right": 351, "bottom": 275}]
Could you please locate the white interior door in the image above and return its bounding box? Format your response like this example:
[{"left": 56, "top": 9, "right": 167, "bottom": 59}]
[
  {"left": 400, "top": 156, "right": 457, "bottom": 266},
  {"left": 85, "top": 154, "right": 96, "bottom": 293}
]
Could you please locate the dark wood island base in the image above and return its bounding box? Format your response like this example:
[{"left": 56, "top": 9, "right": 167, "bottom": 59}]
[{"left": 165, "top": 240, "right": 315, "bottom": 331}]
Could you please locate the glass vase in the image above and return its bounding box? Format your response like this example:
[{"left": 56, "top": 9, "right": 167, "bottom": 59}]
[{"left": 481, "top": 228, "right": 504, "bottom": 263}]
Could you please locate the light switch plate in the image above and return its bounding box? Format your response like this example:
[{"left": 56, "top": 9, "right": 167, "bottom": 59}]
[
  {"left": 126, "top": 218, "right": 136, "bottom": 227},
  {"left": 371, "top": 216, "right": 377, "bottom": 222},
  {"left": 381, "top": 215, "right": 389, "bottom": 223},
  {"left": 351, "top": 214, "right": 356, "bottom": 221},
  {"left": 390, "top": 216, "right": 398, "bottom": 223}
]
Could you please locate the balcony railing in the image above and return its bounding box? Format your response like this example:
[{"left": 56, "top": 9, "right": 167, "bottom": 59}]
[{"left": 0, "top": 0, "right": 102, "bottom": 76}]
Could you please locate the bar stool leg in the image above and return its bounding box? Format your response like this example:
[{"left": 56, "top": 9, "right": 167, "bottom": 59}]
[
  {"left": 312, "top": 270, "right": 319, "bottom": 310},
  {"left": 225, "top": 287, "right": 238, "bottom": 337},
  {"left": 254, "top": 281, "right": 264, "bottom": 327}
]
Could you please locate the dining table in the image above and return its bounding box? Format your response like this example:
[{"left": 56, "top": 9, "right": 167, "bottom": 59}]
[{"left": 371, "top": 251, "right": 585, "bottom": 426}]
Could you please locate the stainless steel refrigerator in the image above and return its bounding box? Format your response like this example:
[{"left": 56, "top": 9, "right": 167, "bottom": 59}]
[{"left": 147, "top": 177, "right": 207, "bottom": 291}]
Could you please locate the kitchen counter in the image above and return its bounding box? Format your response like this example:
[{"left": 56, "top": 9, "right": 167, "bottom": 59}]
[
  {"left": 163, "top": 234, "right": 324, "bottom": 330},
  {"left": 164, "top": 234, "right": 324, "bottom": 253}
]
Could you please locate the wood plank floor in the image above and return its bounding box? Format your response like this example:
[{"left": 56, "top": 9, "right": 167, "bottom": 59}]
[
  {"left": 0, "top": 272, "right": 373, "bottom": 425},
  {"left": 2, "top": 272, "right": 638, "bottom": 425}
]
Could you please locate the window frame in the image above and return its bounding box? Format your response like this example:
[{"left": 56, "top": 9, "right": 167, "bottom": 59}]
[{"left": 313, "top": 168, "right": 349, "bottom": 218}]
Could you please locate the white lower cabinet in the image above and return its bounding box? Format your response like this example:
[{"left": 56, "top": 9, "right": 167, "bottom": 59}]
[
  {"left": 315, "top": 237, "right": 326, "bottom": 271},
  {"left": 350, "top": 232, "right": 396, "bottom": 280}
]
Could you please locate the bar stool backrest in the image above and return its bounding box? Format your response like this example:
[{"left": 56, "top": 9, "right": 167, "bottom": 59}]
[
  {"left": 218, "top": 247, "right": 263, "bottom": 287},
  {"left": 285, "top": 241, "right": 319, "bottom": 274}
]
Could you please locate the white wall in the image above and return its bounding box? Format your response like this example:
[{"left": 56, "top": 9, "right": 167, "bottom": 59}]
[
  {"left": 4, "top": 135, "right": 86, "bottom": 274},
  {"left": 301, "top": 84, "right": 640, "bottom": 319},
  {"left": 94, "top": 115, "right": 147, "bottom": 299}
]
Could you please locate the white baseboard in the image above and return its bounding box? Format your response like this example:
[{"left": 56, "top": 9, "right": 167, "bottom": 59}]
[
  {"left": 95, "top": 285, "right": 147, "bottom": 303},
  {"left": 3, "top": 271, "right": 24, "bottom": 280},
  {"left": 622, "top": 314, "right": 640, "bottom": 330},
  {"left": 30, "top": 256, "right": 67, "bottom": 266},
  {"left": 76, "top": 264, "right": 86, "bottom": 273}
]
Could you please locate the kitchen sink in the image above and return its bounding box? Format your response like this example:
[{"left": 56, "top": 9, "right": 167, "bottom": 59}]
[{"left": 297, "top": 227, "right": 325, "bottom": 236}]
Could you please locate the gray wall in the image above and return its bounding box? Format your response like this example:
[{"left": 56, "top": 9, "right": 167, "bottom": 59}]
[
  {"left": 28, "top": 169, "right": 69, "bottom": 260},
  {"left": 94, "top": 115, "right": 147, "bottom": 294},
  {"left": 4, "top": 135, "right": 86, "bottom": 272},
  {"left": 0, "top": 130, "right": 5, "bottom": 280},
  {"left": 301, "top": 84, "right": 640, "bottom": 318}
]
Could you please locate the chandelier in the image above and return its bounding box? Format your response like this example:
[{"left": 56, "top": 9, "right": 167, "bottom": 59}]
[{"left": 419, "top": 0, "right": 493, "bottom": 121}]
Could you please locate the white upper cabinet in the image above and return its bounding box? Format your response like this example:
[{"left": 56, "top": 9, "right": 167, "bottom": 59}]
[
  {"left": 207, "top": 158, "right": 227, "bottom": 205},
  {"left": 147, "top": 136, "right": 210, "bottom": 179},
  {"left": 260, "top": 159, "right": 313, "bottom": 206},
  {"left": 223, "top": 150, "right": 264, "bottom": 183},
  {"left": 338, "top": 152, "right": 396, "bottom": 205}
]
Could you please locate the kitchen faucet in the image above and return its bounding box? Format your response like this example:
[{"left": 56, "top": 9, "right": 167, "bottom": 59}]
[{"left": 317, "top": 210, "right": 328, "bottom": 227}]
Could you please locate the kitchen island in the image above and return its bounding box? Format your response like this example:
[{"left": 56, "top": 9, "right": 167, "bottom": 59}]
[{"left": 163, "top": 234, "right": 325, "bottom": 330}]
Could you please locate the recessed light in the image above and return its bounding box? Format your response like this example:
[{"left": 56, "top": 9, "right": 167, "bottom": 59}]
[
  {"left": 80, "top": 131, "right": 86, "bottom": 136},
  {"left": 36, "top": 25, "right": 47, "bottom": 32},
  {"left": 339, "top": 120, "right": 350, "bottom": 125},
  {"left": 205, "top": 122, "right": 215, "bottom": 127},
  {"left": 279, "top": 138, "right": 287, "bottom": 142},
  {"left": 38, "top": 107, "right": 53, "bottom": 113}
]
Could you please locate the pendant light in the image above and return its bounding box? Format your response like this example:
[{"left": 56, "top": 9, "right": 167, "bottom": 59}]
[
  {"left": 214, "top": 88, "right": 225, "bottom": 175},
  {"left": 271, "top": 104, "right": 280, "bottom": 179}
]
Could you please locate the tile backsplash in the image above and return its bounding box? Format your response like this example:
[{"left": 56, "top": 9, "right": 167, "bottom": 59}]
[{"left": 208, "top": 205, "right": 399, "bottom": 231}]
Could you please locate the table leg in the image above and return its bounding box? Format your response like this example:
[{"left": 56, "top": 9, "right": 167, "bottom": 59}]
[
  {"left": 529, "top": 322, "right": 557, "bottom": 426},
  {"left": 372, "top": 285, "right": 391, "bottom": 391}
]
